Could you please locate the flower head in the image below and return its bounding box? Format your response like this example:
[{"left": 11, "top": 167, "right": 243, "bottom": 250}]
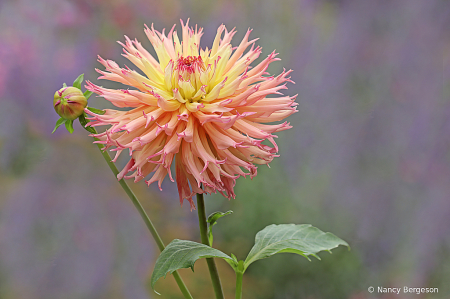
[
  {"left": 54, "top": 86, "right": 88, "bottom": 120},
  {"left": 86, "top": 20, "right": 297, "bottom": 208}
]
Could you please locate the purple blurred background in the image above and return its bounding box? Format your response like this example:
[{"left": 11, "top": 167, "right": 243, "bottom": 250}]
[{"left": 0, "top": 0, "right": 449, "bottom": 298}]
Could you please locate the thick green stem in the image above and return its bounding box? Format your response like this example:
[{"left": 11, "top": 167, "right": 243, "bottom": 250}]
[
  {"left": 235, "top": 271, "right": 243, "bottom": 299},
  {"left": 196, "top": 193, "right": 225, "bottom": 299},
  {"left": 94, "top": 138, "right": 193, "bottom": 299}
]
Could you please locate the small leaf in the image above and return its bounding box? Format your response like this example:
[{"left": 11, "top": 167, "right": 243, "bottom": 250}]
[
  {"left": 87, "top": 106, "right": 106, "bottom": 115},
  {"left": 73, "top": 74, "right": 84, "bottom": 89},
  {"left": 207, "top": 210, "right": 233, "bottom": 246},
  {"left": 244, "top": 224, "right": 349, "bottom": 270},
  {"left": 52, "top": 117, "right": 67, "bottom": 134},
  {"left": 151, "top": 239, "right": 234, "bottom": 292},
  {"left": 65, "top": 119, "right": 74, "bottom": 134},
  {"left": 63, "top": 83, "right": 67, "bottom": 88},
  {"left": 83, "top": 90, "right": 93, "bottom": 100},
  {"left": 208, "top": 210, "right": 233, "bottom": 226},
  {"left": 78, "top": 113, "right": 96, "bottom": 134},
  {"left": 231, "top": 253, "right": 238, "bottom": 263}
]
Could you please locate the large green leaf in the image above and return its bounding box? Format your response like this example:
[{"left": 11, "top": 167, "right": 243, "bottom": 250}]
[
  {"left": 151, "top": 239, "right": 235, "bottom": 291},
  {"left": 244, "top": 224, "right": 349, "bottom": 270}
]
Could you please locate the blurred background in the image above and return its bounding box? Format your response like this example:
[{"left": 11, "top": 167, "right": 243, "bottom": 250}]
[{"left": 0, "top": 0, "right": 449, "bottom": 298}]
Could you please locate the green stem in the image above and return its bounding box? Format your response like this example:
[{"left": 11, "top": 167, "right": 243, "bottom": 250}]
[
  {"left": 235, "top": 271, "right": 243, "bottom": 299},
  {"left": 93, "top": 138, "right": 193, "bottom": 299},
  {"left": 196, "top": 193, "right": 225, "bottom": 299}
]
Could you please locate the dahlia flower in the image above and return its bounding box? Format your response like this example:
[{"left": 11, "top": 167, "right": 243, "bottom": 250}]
[{"left": 86, "top": 20, "right": 297, "bottom": 208}]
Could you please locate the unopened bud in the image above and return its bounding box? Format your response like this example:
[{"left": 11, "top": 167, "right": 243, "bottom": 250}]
[{"left": 53, "top": 87, "right": 87, "bottom": 120}]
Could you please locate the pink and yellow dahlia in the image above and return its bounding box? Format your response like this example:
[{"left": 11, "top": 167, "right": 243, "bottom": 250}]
[{"left": 86, "top": 20, "right": 297, "bottom": 208}]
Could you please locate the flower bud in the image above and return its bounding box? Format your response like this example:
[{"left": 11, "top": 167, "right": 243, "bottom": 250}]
[{"left": 53, "top": 87, "right": 88, "bottom": 120}]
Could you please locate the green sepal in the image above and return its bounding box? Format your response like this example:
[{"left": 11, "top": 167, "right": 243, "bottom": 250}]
[
  {"left": 83, "top": 90, "right": 93, "bottom": 100},
  {"left": 72, "top": 74, "right": 84, "bottom": 90},
  {"left": 65, "top": 119, "right": 74, "bottom": 134},
  {"left": 207, "top": 210, "right": 233, "bottom": 246},
  {"left": 79, "top": 113, "right": 96, "bottom": 134},
  {"left": 52, "top": 117, "right": 67, "bottom": 134},
  {"left": 87, "top": 106, "right": 106, "bottom": 115}
]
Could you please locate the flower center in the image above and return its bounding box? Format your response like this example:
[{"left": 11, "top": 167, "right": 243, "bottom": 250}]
[
  {"left": 171, "top": 55, "right": 209, "bottom": 103},
  {"left": 176, "top": 55, "right": 204, "bottom": 74}
]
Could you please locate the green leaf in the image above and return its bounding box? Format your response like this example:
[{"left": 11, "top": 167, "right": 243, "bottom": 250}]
[
  {"left": 65, "top": 119, "right": 74, "bottom": 134},
  {"left": 83, "top": 90, "right": 93, "bottom": 100},
  {"left": 151, "top": 239, "right": 234, "bottom": 292},
  {"left": 244, "top": 224, "right": 349, "bottom": 270},
  {"left": 207, "top": 210, "right": 233, "bottom": 246},
  {"left": 52, "top": 117, "right": 67, "bottom": 134},
  {"left": 63, "top": 83, "right": 67, "bottom": 88},
  {"left": 208, "top": 210, "right": 233, "bottom": 225},
  {"left": 78, "top": 113, "right": 96, "bottom": 134},
  {"left": 72, "top": 74, "right": 84, "bottom": 89},
  {"left": 231, "top": 253, "right": 238, "bottom": 263},
  {"left": 87, "top": 106, "right": 106, "bottom": 115}
]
